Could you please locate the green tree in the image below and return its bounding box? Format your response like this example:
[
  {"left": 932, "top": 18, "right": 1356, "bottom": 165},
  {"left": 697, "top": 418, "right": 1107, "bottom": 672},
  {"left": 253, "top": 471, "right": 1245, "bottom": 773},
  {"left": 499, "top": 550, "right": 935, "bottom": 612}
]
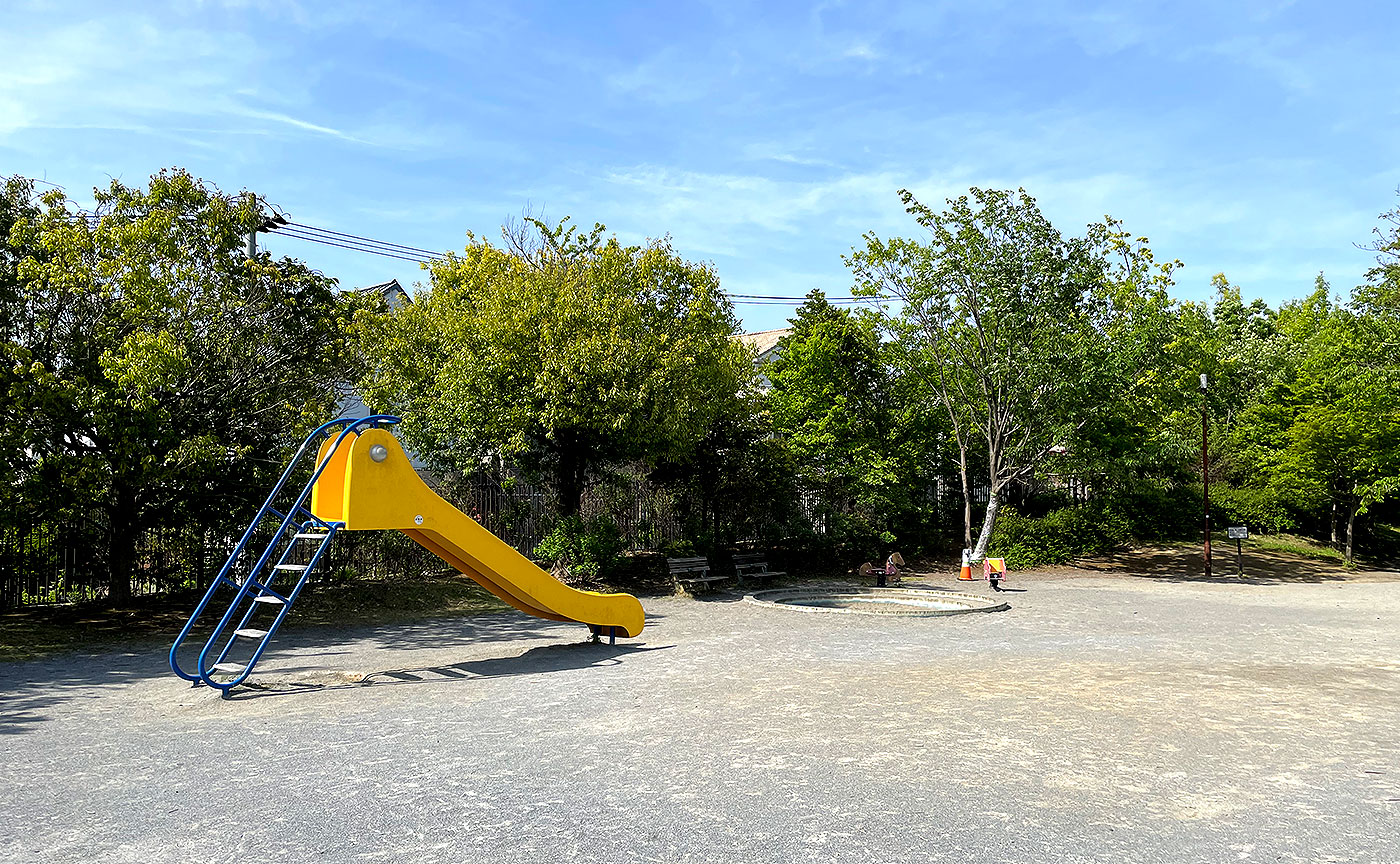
[
  {"left": 849, "top": 187, "right": 1177, "bottom": 559},
  {"left": 0, "top": 177, "right": 43, "bottom": 514},
  {"left": 766, "top": 290, "right": 897, "bottom": 556},
  {"left": 650, "top": 391, "right": 800, "bottom": 555},
  {"left": 356, "top": 217, "right": 751, "bottom": 519},
  {"left": 2, "top": 169, "right": 360, "bottom": 602},
  {"left": 1242, "top": 278, "right": 1400, "bottom": 562}
]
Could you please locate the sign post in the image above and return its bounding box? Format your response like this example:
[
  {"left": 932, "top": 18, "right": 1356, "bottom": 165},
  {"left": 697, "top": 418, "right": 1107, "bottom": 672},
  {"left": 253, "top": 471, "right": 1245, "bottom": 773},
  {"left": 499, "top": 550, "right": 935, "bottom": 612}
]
[{"left": 1227, "top": 526, "right": 1248, "bottom": 577}]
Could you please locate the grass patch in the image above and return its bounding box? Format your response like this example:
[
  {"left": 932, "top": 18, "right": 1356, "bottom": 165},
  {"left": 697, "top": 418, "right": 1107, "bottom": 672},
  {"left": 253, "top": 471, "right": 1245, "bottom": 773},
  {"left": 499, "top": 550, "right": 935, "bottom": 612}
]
[
  {"left": 1246, "top": 533, "right": 1346, "bottom": 562},
  {"left": 0, "top": 574, "right": 509, "bottom": 663},
  {"left": 1164, "top": 532, "right": 1346, "bottom": 563}
]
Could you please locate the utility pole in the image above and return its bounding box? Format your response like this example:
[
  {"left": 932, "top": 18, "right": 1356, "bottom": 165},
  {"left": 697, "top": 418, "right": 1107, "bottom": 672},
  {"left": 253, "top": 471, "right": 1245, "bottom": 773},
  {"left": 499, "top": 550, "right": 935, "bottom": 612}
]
[
  {"left": 246, "top": 192, "right": 259, "bottom": 259},
  {"left": 245, "top": 194, "right": 287, "bottom": 260},
  {"left": 1200, "top": 373, "right": 1211, "bottom": 578}
]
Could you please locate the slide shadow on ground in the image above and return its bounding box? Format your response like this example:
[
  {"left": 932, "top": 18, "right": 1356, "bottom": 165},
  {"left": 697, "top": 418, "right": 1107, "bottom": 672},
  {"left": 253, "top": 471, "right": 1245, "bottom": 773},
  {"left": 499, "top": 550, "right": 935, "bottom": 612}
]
[
  {"left": 231, "top": 640, "right": 673, "bottom": 702},
  {"left": 2, "top": 608, "right": 655, "bottom": 730}
]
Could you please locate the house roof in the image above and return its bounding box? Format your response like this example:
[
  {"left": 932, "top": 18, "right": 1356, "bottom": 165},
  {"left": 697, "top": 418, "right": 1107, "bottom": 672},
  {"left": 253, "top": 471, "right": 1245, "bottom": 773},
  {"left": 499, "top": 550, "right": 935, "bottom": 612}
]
[
  {"left": 354, "top": 278, "right": 411, "bottom": 310},
  {"left": 733, "top": 328, "right": 791, "bottom": 358}
]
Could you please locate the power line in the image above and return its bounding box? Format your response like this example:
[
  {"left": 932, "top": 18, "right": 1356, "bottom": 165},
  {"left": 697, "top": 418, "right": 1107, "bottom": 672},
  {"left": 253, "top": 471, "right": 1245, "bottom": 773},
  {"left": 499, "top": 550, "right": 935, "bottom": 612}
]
[
  {"left": 62, "top": 209, "right": 896, "bottom": 305},
  {"left": 268, "top": 223, "right": 899, "bottom": 304},
  {"left": 268, "top": 221, "right": 898, "bottom": 304},
  {"left": 274, "top": 226, "right": 439, "bottom": 265},
  {"left": 728, "top": 293, "right": 892, "bottom": 304},
  {"left": 283, "top": 221, "right": 446, "bottom": 259}
]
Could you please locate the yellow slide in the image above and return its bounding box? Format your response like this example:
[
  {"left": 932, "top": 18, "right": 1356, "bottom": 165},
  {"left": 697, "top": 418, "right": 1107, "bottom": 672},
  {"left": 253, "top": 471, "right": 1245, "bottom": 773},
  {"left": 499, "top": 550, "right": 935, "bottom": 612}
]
[{"left": 310, "top": 427, "right": 645, "bottom": 638}]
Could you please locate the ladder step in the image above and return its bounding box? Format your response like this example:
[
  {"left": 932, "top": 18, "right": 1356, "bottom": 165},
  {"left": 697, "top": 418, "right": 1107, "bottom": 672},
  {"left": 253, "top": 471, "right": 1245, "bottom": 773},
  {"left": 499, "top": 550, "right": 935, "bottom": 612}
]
[
  {"left": 294, "top": 532, "right": 330, "bottom": 539},
  {"left": 252, "top": 595, "right": 286, "bottom": 605},
  {"left": 273, "top": 563, "right": 308, "bottom": 570},
  {"left": 234, "top": 628, "right": 269, "bottom": 639},
  {"left": 210, "top": 663, "right": 245, "bottom": 673}
]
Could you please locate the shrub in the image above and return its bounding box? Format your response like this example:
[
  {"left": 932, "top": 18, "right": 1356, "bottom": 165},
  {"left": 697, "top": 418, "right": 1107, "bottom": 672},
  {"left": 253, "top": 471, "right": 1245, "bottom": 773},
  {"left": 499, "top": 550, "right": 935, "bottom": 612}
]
[
  {"left": 989, "top": 503, "right": 1129, "bottom": 569},
  {"left": 656, "top": 538, "right": 697, "bottom": 558},
  {"left": 532, "top": 515, "right": 624, "bottom": 584},
  {"left": 1210, "top": 485, "right": 1296, "bottom": 534},
  {"left": 1096, "top": 481, "right": 1198, "bottom": 542}
]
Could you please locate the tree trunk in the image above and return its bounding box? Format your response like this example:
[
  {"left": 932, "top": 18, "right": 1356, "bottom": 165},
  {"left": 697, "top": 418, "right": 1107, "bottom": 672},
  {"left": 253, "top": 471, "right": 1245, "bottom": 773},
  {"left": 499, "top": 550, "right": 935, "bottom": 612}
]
[
  {"left": 1330, "top": 500, "right": 1338, "bottom": 547},
  {"left": 971, "top": 491, "right": 1000, "bottom": 561},
  {"left": 957, "top": 445, "right": 972, "bottom": 550},
  {"left": 106, "top": 488, "right": 137, "bottom": 606},
  {"left": 554, "top": 442, "right": 586, "bottom": 518},
  {"left": 1345, "top": 506, "right": 1358, "bottom": 566}
]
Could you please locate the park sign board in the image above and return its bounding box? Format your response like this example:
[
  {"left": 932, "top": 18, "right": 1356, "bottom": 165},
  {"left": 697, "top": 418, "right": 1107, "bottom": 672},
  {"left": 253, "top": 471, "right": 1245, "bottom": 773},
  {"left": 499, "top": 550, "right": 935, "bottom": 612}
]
[{"left": 1227, "top": 526, "right": 1249, "bottom": 540}]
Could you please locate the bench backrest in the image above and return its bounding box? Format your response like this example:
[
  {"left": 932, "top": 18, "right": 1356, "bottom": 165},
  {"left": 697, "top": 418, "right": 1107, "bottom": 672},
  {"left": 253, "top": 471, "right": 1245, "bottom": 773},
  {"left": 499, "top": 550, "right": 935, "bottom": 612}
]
[
  {"left": 667, "top": 556, "right": 710, "bottom": 573},
  {"left": 733, "top": 553, "right": 766, "bottom": 565}
]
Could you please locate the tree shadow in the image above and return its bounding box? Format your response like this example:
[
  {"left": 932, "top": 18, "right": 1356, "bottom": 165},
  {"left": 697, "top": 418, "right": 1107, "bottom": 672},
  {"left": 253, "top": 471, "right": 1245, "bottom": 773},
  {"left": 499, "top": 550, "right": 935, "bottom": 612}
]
[
  {"left": 0, "top": 693, "right": 66, "bottom": 735},
  {"left": 0, "top": 646, "right": 171, "bottom": 735},
  {"left": 1081, "top": 546, "right": 1367, "bottom": 585}
]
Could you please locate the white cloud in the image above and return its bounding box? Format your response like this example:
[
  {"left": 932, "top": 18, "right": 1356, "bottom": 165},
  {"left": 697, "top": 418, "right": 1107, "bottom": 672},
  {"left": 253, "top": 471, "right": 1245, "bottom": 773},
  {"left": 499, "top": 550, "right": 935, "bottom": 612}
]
[
  {"left": 231, "top": 108, "right": 352, "bottom": 140},
  {"left": 588, "top": 164, "right": 914, "bottom": 254}
]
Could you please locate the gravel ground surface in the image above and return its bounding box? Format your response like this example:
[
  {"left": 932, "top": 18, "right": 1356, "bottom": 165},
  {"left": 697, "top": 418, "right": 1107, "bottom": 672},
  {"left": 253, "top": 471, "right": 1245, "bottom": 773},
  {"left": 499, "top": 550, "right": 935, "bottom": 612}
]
[{"left": 2, "top": 574, "right": 1398, "bottom": 863}]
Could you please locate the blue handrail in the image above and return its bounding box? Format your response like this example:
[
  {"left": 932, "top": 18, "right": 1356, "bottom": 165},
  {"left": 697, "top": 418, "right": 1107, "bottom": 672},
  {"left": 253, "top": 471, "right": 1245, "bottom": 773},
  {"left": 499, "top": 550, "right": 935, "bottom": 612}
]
[
  {"left": 168, "top": 415, "right": 400, "bottom": 683},
  {"left": 193, "top": 419, "right": 380, "bottom": 683}
]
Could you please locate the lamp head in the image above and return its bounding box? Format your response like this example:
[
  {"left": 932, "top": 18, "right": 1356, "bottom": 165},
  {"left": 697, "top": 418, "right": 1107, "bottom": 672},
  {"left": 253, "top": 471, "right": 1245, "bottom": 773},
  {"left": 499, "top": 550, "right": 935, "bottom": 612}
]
[{"left": 1199, "top": 373, "right": 1209, "bottom": 393}]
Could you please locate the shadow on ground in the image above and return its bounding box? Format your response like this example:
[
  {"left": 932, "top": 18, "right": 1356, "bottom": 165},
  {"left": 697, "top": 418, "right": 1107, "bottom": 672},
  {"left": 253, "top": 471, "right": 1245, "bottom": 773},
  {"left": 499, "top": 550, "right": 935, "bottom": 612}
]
[
  {"left": 232, "top": 640, "right": 673, "bottom": 701},
  {"left": 1074, "top": 545, "right": 1386, "bottom": 584},
  {"left": 2, "top": 609, "right": 659, "bottom": 730}
]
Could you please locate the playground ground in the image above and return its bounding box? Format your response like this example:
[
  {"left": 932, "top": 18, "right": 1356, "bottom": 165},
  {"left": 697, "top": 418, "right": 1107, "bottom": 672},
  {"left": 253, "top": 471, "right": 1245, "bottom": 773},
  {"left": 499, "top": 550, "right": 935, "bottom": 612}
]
[{"left": 2, "top": 567, "right": 1398, "bottom": 863}]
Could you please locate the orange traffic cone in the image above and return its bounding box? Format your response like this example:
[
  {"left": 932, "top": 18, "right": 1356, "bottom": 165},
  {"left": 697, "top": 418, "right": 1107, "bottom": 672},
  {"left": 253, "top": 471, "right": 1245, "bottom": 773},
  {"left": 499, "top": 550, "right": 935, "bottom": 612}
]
[{"left": 958, "top": 549, "right": 973, "bottom": 581}]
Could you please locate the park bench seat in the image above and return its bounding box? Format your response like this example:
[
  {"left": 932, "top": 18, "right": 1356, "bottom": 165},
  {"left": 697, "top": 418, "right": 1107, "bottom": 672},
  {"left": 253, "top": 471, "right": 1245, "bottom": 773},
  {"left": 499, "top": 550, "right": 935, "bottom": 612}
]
[
  {"left": 668, "top": 556, "right": 728, "bottom": 594},
  {"left": 732, "top": 553, "right": 786, "bottom": 587}
]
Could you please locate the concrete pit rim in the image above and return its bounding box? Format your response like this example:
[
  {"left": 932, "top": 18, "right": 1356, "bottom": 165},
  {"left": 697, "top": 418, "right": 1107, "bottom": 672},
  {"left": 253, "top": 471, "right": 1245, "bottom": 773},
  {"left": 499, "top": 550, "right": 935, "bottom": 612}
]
[{"left": 745, "top": 586, "right": 1009, "bottom": 616}]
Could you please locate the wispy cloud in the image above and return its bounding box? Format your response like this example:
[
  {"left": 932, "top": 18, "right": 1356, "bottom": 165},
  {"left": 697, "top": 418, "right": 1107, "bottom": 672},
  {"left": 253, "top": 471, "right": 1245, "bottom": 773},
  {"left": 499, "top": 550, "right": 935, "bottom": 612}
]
[
  {"left": 3, "top": 0, "right": 1393, "bottom": 331},
  {"left": 230, "top": 108, "right": 355, "bottom": 141}
]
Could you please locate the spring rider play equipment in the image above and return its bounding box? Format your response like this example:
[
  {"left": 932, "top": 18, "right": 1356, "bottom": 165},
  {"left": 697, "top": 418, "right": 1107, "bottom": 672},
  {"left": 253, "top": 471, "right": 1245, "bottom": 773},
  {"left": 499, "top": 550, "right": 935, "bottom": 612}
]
[{"left": 958, "top": 549, "right": 1007, "bottom": 591}]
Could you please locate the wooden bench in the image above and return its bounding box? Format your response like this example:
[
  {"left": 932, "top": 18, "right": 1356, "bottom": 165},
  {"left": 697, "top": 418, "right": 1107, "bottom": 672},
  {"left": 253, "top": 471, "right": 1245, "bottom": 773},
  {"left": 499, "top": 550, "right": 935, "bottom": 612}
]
[
  {"left": 667, "top": 556, "right": 728, "bottom": 594},
  {"left": 732, "top": 553, "right": 786, "bottom": 588}
]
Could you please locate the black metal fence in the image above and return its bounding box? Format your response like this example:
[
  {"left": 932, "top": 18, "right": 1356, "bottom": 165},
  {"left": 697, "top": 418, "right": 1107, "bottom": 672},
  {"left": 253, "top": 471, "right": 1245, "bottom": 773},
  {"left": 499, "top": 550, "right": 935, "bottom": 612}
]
[
  {"left": 0, "top": 465, "right": 693, "bottom": 610},
  {"left": 5, "top": 460, "right": 1038, "bottom": 610}
]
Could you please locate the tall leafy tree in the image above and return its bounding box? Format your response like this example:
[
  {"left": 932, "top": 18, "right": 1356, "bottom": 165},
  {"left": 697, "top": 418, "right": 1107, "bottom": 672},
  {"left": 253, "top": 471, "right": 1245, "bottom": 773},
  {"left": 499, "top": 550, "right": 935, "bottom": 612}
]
[
  {"left": 0, "top": 177, "right": 43, "bottom": 513},
  {"left": 1222, "top": 192, "right": 1400, "bottom": 561},
  {"left": 356, "top": 218, "right": 750, "bottom": 518},
  {"left": 766, "top": 290, "right": 897, "bottom": 555},
  {"left": 650, "top": 392, "right": 799, "bottom": 555},
  {"left": 849, "top": 187, "right": 1177, "bottom": 558},
  {"left": 1235, "top": 277, "right": 1400, "bottom": 562},
  {"left": 3, "top": 170, "right": 359, "bottom": 602}
]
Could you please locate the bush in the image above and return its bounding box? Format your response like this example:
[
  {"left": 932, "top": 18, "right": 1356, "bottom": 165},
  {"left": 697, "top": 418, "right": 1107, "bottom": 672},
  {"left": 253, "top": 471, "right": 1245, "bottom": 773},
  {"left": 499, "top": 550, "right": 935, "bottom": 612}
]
[
  {"left": 1210, "top": 485, "right": 1296, "bottom": 534},
  {"left": 532, "top": 516, "right": 624, "bottom": 584},
  {"left": 1096, "top": 481, "right": 1198, "bottom": 542},
  {"left": 989, "top": 503, "right": 1130, "bottom": 569},
  {"left": 656, "top": 538, "right": 696, "bottom": 558}
]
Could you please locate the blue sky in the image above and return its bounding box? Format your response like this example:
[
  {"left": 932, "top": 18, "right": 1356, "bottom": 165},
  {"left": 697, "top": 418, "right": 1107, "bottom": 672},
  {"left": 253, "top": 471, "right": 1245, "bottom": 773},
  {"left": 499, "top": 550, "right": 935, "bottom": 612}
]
[{"left": 2, "top": 0, "right": 1396, "bottom": 332}]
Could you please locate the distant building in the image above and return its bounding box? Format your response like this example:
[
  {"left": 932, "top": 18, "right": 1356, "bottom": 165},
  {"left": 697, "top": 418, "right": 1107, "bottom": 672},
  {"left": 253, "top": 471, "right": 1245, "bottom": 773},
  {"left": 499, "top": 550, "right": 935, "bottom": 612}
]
[
  {"left": 338, "top": 279, "right": 411, "bottom": 420},
  {"left": 734, "top": 328, "right": 792, "bottom": 390},
  {"left": 334, "top": 279, "right": 433, "bottom": 470},
  {"left": 358, "top": 278, "right": 411, "bottom": 311}
]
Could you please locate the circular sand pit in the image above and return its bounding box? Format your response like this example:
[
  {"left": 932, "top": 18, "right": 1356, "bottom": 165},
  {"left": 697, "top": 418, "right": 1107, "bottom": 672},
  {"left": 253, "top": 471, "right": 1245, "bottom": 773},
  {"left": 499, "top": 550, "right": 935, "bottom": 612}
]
[{"left": 746, "top": 586, "right": 1008, "bottom": 616}]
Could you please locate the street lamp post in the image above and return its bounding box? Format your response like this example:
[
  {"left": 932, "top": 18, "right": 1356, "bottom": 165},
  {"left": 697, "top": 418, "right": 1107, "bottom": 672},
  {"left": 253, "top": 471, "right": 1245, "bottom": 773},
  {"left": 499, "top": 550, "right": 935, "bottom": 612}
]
[{"left": 1200, "top": 373, "right": 1211, "bottom": 578}]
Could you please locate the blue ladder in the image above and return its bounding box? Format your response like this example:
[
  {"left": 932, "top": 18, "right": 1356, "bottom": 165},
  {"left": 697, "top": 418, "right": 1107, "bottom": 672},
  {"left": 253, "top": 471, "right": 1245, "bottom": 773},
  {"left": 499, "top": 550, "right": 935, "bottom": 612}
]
[{"left": 168, "top": 415, "right": 400, "bottom": 694}]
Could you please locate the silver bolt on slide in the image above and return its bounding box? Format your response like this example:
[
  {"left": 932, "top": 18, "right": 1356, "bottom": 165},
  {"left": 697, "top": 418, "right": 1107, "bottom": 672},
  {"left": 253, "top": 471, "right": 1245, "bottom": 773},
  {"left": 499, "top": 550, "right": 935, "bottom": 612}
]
[{"left": 369, "top": 444, "right": 388, "bottom": 462}]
